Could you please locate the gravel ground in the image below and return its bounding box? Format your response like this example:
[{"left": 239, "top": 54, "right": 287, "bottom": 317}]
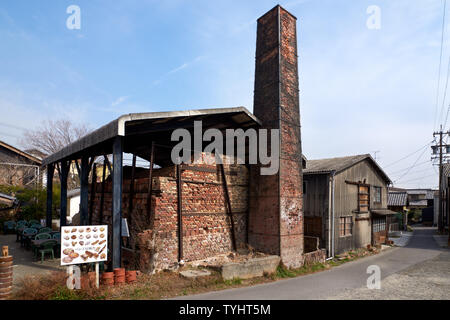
[{"left": 328, "top": 251, "right": 450, "bottom": 300}]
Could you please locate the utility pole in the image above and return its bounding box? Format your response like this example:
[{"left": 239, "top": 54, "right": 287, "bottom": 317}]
[{"left": 432, "top": 126, "right": 450, "bottom": 234}]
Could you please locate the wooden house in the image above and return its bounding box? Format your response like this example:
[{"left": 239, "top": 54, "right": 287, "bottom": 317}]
[{"left": 303, "top": 154, "right": 395, "bottom": 257}]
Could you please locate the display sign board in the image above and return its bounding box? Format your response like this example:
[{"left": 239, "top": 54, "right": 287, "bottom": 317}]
[{"left": 60, "top": 225, "right": 108, "bottom": 266}]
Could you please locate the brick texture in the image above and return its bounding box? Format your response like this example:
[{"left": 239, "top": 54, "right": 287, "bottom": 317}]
[
  {"left": 249, "top": 5, "right": 304, "bottom": 268},
  {"left": 89, "top": 154, "right": 248, "bottom": 271}
]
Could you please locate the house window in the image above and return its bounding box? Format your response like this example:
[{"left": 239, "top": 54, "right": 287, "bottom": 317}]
[
  {"left": 374, "top": 187, "right": 382, "bottom": 203},
  {"left": 373, "top": 217, "right": 386, "bottom": 233},
  {"left": 358, "top": 185, "right": 369, "bottom": 212},
  {"left": 339, "top": 216, "right": 353, "bottom": 237}
]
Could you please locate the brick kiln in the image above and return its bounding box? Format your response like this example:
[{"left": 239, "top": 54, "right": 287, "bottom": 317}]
[{"left": 42, "top": 5, "right": 322, "bottom": 272}]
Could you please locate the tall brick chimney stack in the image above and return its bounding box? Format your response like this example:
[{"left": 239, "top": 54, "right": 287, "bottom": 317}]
[{"left": 248, "top": 5, "right": 304, "bottom": 268}]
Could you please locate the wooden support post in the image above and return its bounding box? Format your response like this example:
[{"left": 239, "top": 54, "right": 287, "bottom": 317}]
[
  {"left": 112, "top": 137, "right": 123, "bottom": 269},
  {"left": 219, "top": 164, "right": 237, "bottom": 251},
  {"left": 59, "top": 161, "right": 70, "bottom": 227},
  {"left": 46, "top": 164, "right": 54, "bottom": 228},
  {"left": 80, "top": 156, "right": 90, "bottom": 226},
  {"left": 99, "top": 156, "right": 107, "bottom": 224},
  {"left": 147, "top": 142, "right": 155, "bottom": 227},
  {"left": 176, "top": 164, "right": 183, "bottom": 262},
  {"left": 89, "top": 163, "right": 97, "bottom": 225}
]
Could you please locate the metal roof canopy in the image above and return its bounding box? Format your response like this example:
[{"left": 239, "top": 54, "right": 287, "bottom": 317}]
[{"left": 42, "top": 107, "right": 261, "bottom": 166}]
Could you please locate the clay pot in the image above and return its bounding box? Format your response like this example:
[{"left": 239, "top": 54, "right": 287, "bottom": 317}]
[
  {"left": 125, "top": 270, "right": 137, "bottom": 283},
  {"left": 114, "top": 275, "right": 125, "bottom": 285},
  {"left": 101, "top": 272, "right": 114, "bottom": 286},
  {"left": 113, "top": 268, "right": 125, "bottom": 276}
]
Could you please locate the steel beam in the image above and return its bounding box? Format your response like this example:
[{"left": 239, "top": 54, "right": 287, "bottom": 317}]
[
  {"left": 112, "top": 136, "right": 123, "bottom": 269},
  {"left": 89, "top": 163, "right": 97, "bottom": 225},
  {"left": 147, "top": 142, "right": 155, "bottom": 228},
  {"left": 176, "top": 164, "right": 183, "bottom": 261},
  {"left": 59, "top": 161, "right": 70, "bottom": 227},
  {"left": 46, "top": 164, "right": 54, "bottom": 228},
  {"left": 219, "top": 164, "right": 237, "bottom": 251},
  {"left": 99, "top": 156, "right": 107, "bottom": 224},
  {"left": 80, "top": 156, "right": 89, "bottom": 225}
]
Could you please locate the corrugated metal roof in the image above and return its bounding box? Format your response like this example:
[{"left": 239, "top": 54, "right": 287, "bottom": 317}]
[
  {"left": 406, "top": 189, "right": 435, "bottom": 200},
  {"left": 409, "top": 200, "right": 428, "bottom": 206},
  {"left": 388, "top": 192, "right": 407, "bottom": 206},
  {"left": 303, "top": 154, "right": 392, "bottom": 183},
  {"left": 43, "top": 107, "right": 261, "bottom": 166}
]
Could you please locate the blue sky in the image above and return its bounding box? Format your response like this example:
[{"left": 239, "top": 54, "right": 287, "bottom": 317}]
[{"left": 0, "top": 0, "right": 446, "bottom": 188}]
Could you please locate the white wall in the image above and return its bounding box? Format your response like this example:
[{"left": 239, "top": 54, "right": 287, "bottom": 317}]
[{"left": 68, "top": 195, "right": 80, "bottom": 223}]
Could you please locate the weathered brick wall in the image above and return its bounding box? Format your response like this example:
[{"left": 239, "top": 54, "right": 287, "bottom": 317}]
[
  {"left": 89, "top": 154, "right": 248, "bottom": 271},
  {"left": 249, "top": 5, "right": 304, "bottom": 268}
]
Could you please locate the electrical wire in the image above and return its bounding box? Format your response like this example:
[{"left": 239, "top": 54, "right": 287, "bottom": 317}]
[
  {"left": 435, "top": 0, "right": 448, "bottom": 131},
  {"left": 383, "top": 142, "right": 432, "bottom": 169},
  {"left": 393, "top": 146, "right": 431, "bottom": 183},
  {"left": 387, "top": 159, "right": 431, "bottom": 175}
]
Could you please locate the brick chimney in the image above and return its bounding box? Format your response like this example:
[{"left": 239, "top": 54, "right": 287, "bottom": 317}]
[{"left": 248, "top": 5, "right": 304, "bottom": 268}]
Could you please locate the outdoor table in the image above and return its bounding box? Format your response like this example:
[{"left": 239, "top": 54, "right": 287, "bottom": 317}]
[
  {"left": 31, "top": 238, "right": 61, "bottom": 259},
  {"left": 31, "top": 238, "right": 61, "bottom": 247}
]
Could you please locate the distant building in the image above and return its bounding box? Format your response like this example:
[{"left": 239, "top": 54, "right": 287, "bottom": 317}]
[
  {"left": 0, "top": 140, "right": 42, "bottom": 187},
  {"left": 303, "top": 154, "right": 395, "bottom": 257}
]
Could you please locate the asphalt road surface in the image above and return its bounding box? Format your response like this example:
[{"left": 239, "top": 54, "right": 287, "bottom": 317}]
[{"left": 178, "top": 226, "right": 449, "bottom": 300}]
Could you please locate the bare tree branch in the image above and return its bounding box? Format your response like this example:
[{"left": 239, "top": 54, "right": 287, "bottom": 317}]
[{"left": 21, "top": 119, "right": 92, "bottom": 156}]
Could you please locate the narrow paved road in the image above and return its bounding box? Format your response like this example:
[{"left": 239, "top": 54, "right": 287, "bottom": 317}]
[{"left": 178, "top": 226, "right": 448, "bottom": 300}]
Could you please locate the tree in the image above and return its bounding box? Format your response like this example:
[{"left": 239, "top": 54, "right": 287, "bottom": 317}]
[
  {"left": 21, "top": 119, "right": 92, "bottom": 189},
  {"left": 21, "top": 119, "right": 92, "bottom": 155}
]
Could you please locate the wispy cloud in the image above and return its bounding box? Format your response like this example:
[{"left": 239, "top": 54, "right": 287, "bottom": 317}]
[
  {"left": 111, "top": 96, "right": 129, "bottom": 107},
  {"left": 152, "top": 55, "right": 205, "bottom": 85}
]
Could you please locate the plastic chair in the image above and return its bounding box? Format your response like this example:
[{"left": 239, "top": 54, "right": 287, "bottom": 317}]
[
  {"left": 52, "top": 232, "right": 60, "bottom": 239},
  {"left": 38, "top": 240, "right": 57, "bottom": 263},
  {"left": 38, "top": 227, "right": 52, "bottom": 234},
  {"left": 35, "top": 233, "right": 51, "bottom": 240},
  {"left": 31, "top": 233, "right": 51, "bottom": 257},
  {"left": 22, "top": 228, "right": 38, "bottom": 248},
  {"left": 29, "top": 219, "right": 39, "bottom": 225},
  {"left": 3, "top": 221, "right": 15, "bottom": 234},
  {"left": 30, "top": 223, "right": 42, "bottom": 230}
]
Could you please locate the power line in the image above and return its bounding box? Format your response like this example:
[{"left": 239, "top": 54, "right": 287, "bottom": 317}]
[
  {"left": 394, "top": 145, "right": 430, "bottom": 183},
  {"left": 387, "top": 159, "right": 431, "bottom": 175},
  {"left": 435, "top": 0, "right": 448, "bottom": 131},
  {"left": 383, "top": 142, "right": 432, "bottom": 169},
  {"left": 397, "top": 173, "right": 437, "bottom": 184},
  {"left": 0, "top": 122, "right": 26, "bottom": 131},
  {"left": 389, "top": 165, "right": 434, "bottom": 178}
]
